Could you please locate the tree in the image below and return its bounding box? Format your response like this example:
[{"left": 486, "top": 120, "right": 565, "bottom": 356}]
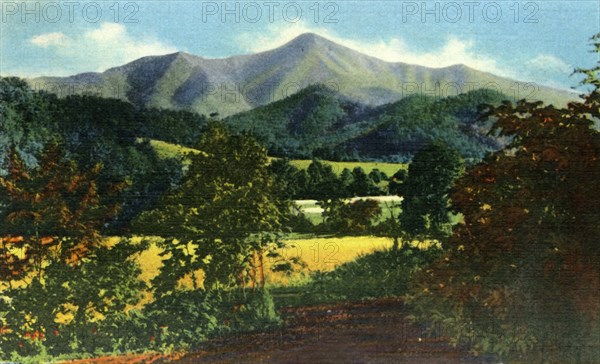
[
  {"left": 339, "top": 168, "right": 354, "bottom": 196},
  {"left": 349, "top": 167, "right": 379, "bottom": 196},
  {"left": 341, "top": 199, "right": 382, "bottom": 233},
  {"left": 0, "top": 143, "right": 122, "bottom": 281},
  {"left": 305, "top": 159, "right": 341, "bottom": 200},
  {"left": 135, "top": 122, "right": 287, "bottom": 293},
  {"left": 387, "top": 168, "right": 407, "bottom": 195},
  {"left": 267, "top": 158, "right": 301, "bottom": 199},
  {"left": 0, "top": 77, "right": 55, "bottom": 172},
  {"left": 368, "top": 168, "right": 387, "bottom": 184},
  {"left": 408, "top": 35, "right": 600, "bottom": 362},
  {"left": 399, "top": 141, "right": 464, "bottom": 238}
]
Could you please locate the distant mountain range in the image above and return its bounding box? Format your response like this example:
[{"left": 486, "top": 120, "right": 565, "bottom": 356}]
[{"left": 30, "top": 33, "right": 577, "bottom": 117}]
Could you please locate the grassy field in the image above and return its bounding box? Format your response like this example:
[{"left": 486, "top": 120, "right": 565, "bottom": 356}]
[
  {"left": 129, "top": 234, "right": 444, "bottom": 290},
  {"left": 146, "top": 138, "right": 407, "bottom": 176},
  {"left": 288, "top": 159, "right": 406, "bottom": 176},
  {"left": 140, "top": 139, "right": 201, "bottom": 159},
  {"left": 267, "top": 236, "right": 395, "bottom": 286},
  {"left": 130, "top": 236, "right": 397, "bottom": 289}
]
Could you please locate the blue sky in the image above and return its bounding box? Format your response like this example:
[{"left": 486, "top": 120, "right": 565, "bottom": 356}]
[{"left": 1, "top": 0, "right": 598, "bottom": 90}]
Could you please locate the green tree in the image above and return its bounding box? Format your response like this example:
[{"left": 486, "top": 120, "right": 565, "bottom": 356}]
[
  {"left": 387, "top": 168, "right": 407, "bottom": 195},
  {"left": 136, "top": 122, "right": 287, "bottom": 293},
  {"left": 0, "top": 77, "right": 55, "bottom": 171},
  {"left": 267, "top": 158, "right": 301, "bottom": 199},
  {"left": 349, "top": 167, "right": 379, "bottom": 196},
  {"left": 339, "top": 168, "right": 354, "bottom": 196},
  {"left": 368, "top": 168, "right": 387, "bottom": 184},
  {"left": 399, "top": 141, "right": 464, "bottom": 238},
  {"left": 305, "top": 159, "right": 341, "bottom": 200}
]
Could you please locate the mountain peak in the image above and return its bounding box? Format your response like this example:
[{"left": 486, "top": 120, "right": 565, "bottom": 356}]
[{"left": 284, "top": 32, "right": 332, "bottom": 49}]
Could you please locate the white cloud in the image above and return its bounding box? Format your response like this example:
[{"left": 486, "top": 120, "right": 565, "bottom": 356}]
[
  {"left": 237, "top": 22, "right": 515, "bottom": 78},
  {"left": 526, "top": 55, "right": 573, "bottom": 74},
  {"left": 86, "top": 22, "right": 126, "bottom": 42},
  {"left": 29, "top": 23, "right": 177, "bottom": 73},
  {"left": 30, "top": 32, "right": 70, "bottom": 48},
  {"left": 77, "top": 23, "right": 178, "bottom": 71}
]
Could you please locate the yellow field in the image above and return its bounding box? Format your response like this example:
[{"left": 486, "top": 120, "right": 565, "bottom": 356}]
[
  {"left": 288, "top": 160, "right": 407, "bottom": 177},
  {"left": 1, "top": 234, "right": 435, "bottom": 294},
  {"left": 142, "top": 139, "right": 201, "bottom": 159},
  {"left": 131, "top": 236, "right": 396, "bottom": 289},
  {"left": 266, "top": 236, "right": 395, "bottom": 286}
]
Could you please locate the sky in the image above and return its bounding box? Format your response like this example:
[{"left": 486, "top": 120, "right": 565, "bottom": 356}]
[{"left": 1, "top": 0, "right": 599, "bottom": 90}]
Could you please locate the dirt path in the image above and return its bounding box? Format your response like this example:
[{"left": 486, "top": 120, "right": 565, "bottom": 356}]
[{"left": 175, "top": 299, "right": 494, "bottom": 364}]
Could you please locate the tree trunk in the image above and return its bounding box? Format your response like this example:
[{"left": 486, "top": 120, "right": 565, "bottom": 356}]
[
  {"left": 259, "top": 250, "right": 265, "bottom": 289},
  {"left": 251, "top": 252, "right": 257, "bottom": 291}
]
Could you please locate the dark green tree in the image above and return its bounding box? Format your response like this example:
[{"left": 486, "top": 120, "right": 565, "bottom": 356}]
[
  {"left": 267, "top": 158, "right": 301, "bottom": 199},
  {"left": 399, "top": 140, "right": 464, "bottom": 238},
  {"left": 0, "top": 77, "right": 55, "bottom": 171},
  {"left": 339, "top": 168, "right": 354, "bottom": 196},
  {"left": 368, "top": 168, "right": 387, "bottom": 184},
  {"left": 349, "top": 167, "right": 379, "bottom": 196},
  {"left": 387, "top": 168, "right": 408, "bottom": 195},
  {"left": 306, "top": 159, "right": 341, "bottom": 200}
]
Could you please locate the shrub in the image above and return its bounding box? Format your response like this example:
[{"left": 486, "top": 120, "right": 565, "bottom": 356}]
[{"left": 300, "top": 246, "right": 442, "bottom": 305}]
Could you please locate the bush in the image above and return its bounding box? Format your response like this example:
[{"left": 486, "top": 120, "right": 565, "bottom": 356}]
[
  {"left": 320, "top": 199, "right": 382, "bottom": 235},
  {"left": 298, "top": 246, "right": 442, "bottom": 305},
  {"left": 145, "top": 288, "right": 281, "bottom": 349}
]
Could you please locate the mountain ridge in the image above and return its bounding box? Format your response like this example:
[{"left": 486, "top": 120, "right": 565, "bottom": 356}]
[
  {"left": 30, "top": 33, "right": 578, "bottom": 117},
  {"left": 224, "top": 83, "right": 508, "bottom": 161}
]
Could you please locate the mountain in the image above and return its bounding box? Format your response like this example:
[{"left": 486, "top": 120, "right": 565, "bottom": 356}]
[
  {"left": 30, "top": 33, "right": 577, "bottom": 117},
  {"left": 224, "top": 84, "right": 508, "bottom": 162}
]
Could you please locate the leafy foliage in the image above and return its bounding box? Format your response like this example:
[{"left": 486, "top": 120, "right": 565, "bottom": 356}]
[
  {"left": 407, "top": 35, "right": 600, "bottom": 363},
  {"left": 399, "top": 141, "right": 464, "bottom": 238},
  {"left": 0, "top": 77, "right": 55, "bottom": 171},
  {"left": 0, "top": 144, "right": 121, "bottom": 280},
  {"left": 276, "top": 246, "right": 442, "bottom": 307},
  {"left": 0, "top": 145, "right": 146, "bottom": 359},
  {"left": 321, "top": 199, "right": 382, "bottom": 234},
  {"left": 135, "top": 122, "right": 287, "bottom": 293}
]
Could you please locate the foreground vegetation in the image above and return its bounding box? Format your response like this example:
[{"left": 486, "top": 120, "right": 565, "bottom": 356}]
[{"left": 0, "top": 35, "right": 599, "bottom": 364}]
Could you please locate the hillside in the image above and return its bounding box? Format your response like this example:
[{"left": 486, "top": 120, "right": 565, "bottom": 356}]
[
  {"left": 225, "top": 85, "right": 508, "bottom": 161},
  {"left": 30, "top": 33, "right": 577, "bottom": 117}
]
